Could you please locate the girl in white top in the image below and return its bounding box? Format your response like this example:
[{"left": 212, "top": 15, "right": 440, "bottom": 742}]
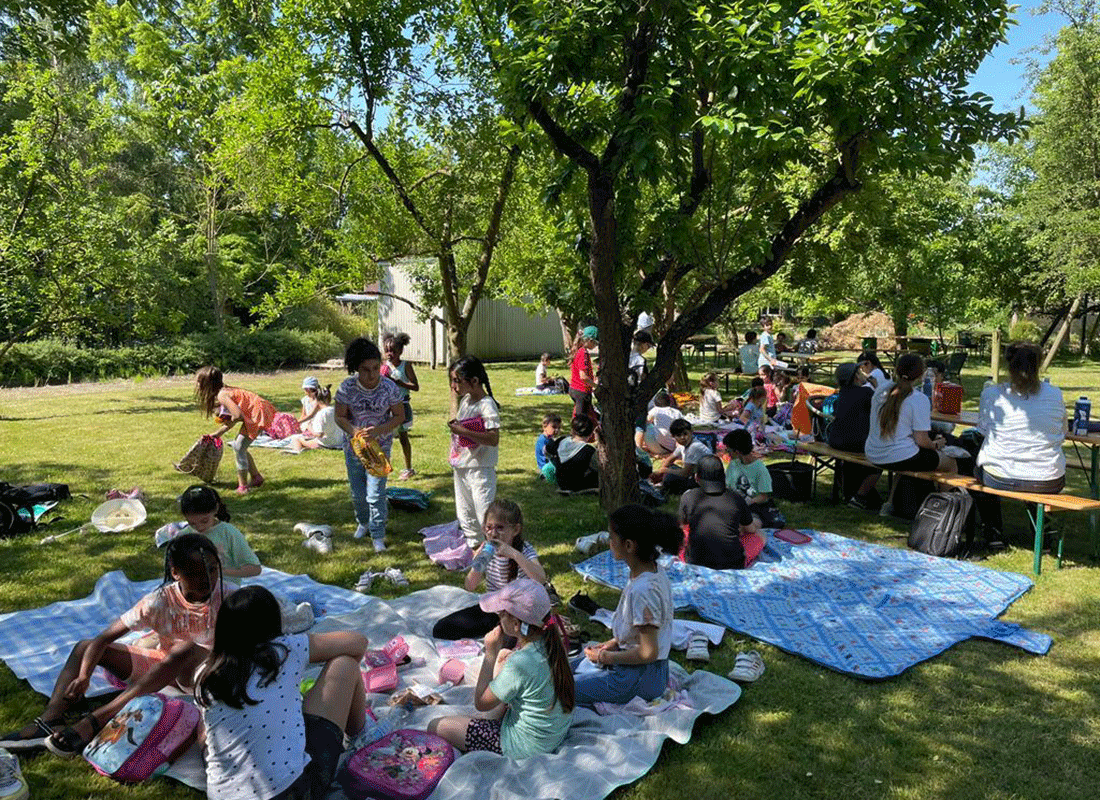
[
  {"left": 449, "top": 356, "right": 501, "bottom": 548},
  {"left": 573, "top": 504, "right": 678, "bottom": 707},
  {"left": 977, "top": 342, "right": 1066, "bottom": 492},
  {"left": 198, "top": 586, "right": 368, "bottom": 800},
  {"left": 865, "top": 354, "right": 956, "bottom": 512},
  {"left": 697, "top": 372, "right": 741, "bottom": 424},
  {"left": 857, "top": 351, "right": 889, "bottom": 388},
  {"left": 290, "top": 379, "right": 342, "bottom": 451}
]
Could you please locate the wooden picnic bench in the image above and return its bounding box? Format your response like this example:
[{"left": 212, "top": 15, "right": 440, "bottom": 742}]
[{"left": 795, "top": 440, "right": 1100, "bottom": 575}]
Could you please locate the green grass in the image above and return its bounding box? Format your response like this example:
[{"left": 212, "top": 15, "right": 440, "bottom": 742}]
[{"left": 2, "top": 355, "right": 1100, "bottom": 799}]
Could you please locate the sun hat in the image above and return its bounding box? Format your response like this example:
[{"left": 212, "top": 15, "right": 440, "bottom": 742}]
[
  {"left": 479, "top": 579, "right": 552, "bottom": 626},
  {"left": 302, "top": 376, "right": 321, "bottom": 390},
  {"left": 835, "top": 363, "right": 859, "bottom": 387},
  {"left": 696, "top": 455, "right": 727, "bottom": 494},
  {"left": 582, "top": 325, "right": 599, "bottom": 341}
]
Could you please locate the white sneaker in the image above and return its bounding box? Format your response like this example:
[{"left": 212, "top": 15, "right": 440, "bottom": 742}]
[
  {"left": 353, "top": 571, "right": 380, "bottom": 593},
  {"left": 383, "top": 567, "right": 409, "bottom": 587},
  {"left": 0, "top": 748, "right": 29, "bottom": 800},
  {"left": 281, "top": 602, "right": 315, "bottom": 634},
  {"left": 372, "top": 539, "right": 387, "bottom": 553},
  {"left": 354, "top": 524, "right": 369, "bottom": 540},
  {"left": 574, "top": 531, "right": 610, "bottom": 555},
  {"left": 301, "top": 526, "right": 334, "bottom": 555}
]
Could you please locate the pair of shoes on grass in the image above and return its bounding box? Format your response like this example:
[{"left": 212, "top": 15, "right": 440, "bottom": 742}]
[
  {"left": 685, "top": 632, "right": 710, "bottom": 662},
  {"left": 296, "top": 522, "right": 334, "bottom": 554},
  {"left": 353, "top": 567, "right": 408, "bottom": 593}
]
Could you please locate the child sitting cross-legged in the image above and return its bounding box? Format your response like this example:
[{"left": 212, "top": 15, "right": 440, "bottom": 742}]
[
  {"left": 547, "top": 415, "right": 600, "bottom": 493},
  {"left": 428, "top": 580, "right": 574, "bottom": 758},
  {"left": 722, "top": 429, "right": 786, "bottom": 528},
  {"left": 650, "top": 418, "right": 710, "bottom": 495},
  {"left": 535, "top": 412, "right": 562, "bottom": 475}
]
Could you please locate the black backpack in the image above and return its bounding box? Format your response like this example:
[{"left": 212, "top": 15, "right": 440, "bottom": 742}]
[
  {"left": 0, "top": 482, "right": 70, "bottom": 538},
  {"left": 908, "top": 489, "right": 973, "bottom": 558}
]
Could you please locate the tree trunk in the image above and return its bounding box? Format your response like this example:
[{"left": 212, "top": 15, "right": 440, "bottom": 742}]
[
  {"left": 446, "top": 317, "right": 468, "bottom": 363},
  {"left": 205, "top": 184, "right": 225, "bottom": 334},
  {"left": 587, "top": 173, "right": 639, "bottom": 511},
  {"left": 1082, "top": 294, "right": 1090, "bottom": 355},
  {"left": 558, "top": 311, "right": 577, "bottom": 354},
  {"left": 891, "top": 306, "right": 908, "bottom": 338},
  {"left": 1042, "top": 294, "right": 1083, "bottom": 373}
]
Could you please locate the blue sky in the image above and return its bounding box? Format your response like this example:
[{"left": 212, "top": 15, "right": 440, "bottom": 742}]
[{"left": 968, "top": 2, "right": 1067, "bottom": 111}]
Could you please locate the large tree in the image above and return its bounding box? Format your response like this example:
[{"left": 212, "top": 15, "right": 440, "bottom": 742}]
[{"left": 477, "top": 0, "right": 1024, "bottom": 507}]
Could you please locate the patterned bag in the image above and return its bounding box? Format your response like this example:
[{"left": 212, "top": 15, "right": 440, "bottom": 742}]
[
  {"left": 83, "top": 693, "right": 200, "bottom": 783},
  {"left": 338, "top": 729, "right": 454, "bottom": 800},
  {"left": 265, "top": 411, "right": 301, "bottom": 439},
  {"left": 174, "top": 435, "right": 223, "bottom": 483},
  {"left": 351, "top": 430, "right": 393, "bottom": 477}
]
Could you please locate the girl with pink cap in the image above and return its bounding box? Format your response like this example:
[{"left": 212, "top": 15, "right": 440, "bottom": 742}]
[{"left": 427, "top": 579, "right": 574, "bottom": 758}]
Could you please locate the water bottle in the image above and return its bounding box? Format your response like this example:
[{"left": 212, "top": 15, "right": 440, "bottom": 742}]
[
  {"left": 472, "top": 541, "right": 496, "bottom": 571},
  {"left": 356, "top": 704, "right": 410, "bottom": 748},
  {"left": 1074, "top": 397, "right": 1091, "bottom": 436},
  {"left": 922, "top": 368, "right": 934, "bottom": 399}
]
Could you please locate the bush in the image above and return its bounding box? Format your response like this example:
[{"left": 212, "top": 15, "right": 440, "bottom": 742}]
[
  {"left": 278, "top": 298, "right": 374, "bottom": 345},
  {"left": 1008, "top": 320, "right": 1041, "bottom": 343},
  {"left": 0, "top": 329, "right": 342, "bottom": 387}
]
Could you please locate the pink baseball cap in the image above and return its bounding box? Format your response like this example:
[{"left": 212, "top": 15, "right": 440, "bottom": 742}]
[{"left": 479, "top": 579, "right": 552, "bottom": 626}]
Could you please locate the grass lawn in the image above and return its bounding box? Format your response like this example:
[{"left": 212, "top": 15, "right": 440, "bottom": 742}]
[{"left": 1, "top": 353, "right": 1099, "bottom": 800}]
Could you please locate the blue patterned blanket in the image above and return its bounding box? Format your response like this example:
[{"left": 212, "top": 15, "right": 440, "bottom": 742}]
[{"left": 574, "top": 530, "right": 1052, "bottom": 679}]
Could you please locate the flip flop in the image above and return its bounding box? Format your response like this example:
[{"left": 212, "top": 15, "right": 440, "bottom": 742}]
[{"left": 728, "top": 650, "right": 765, "bottom": 683}]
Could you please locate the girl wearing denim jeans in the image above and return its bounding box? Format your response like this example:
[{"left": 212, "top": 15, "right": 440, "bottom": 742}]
[
  {"left": 335, "top": 338, "right": 405, "bottom": 552},
  {"left": 572, "top": 504, "right": 680, "bottom": 707}
]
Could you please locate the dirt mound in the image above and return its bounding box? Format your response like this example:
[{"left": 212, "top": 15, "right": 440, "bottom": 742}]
[{"left": 818, "top": 312, "right": 896, "bottom": 351}]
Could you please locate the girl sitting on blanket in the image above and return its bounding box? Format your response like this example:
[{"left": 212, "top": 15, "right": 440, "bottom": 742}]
[
  {"left": 291, "top": 377, "right": 341, "bottom": 451},
  {"left": 572, "top": 504, "right": 678, "bottom": 708},
  {"left": 0, "top": 535, "right": 231, "bottom": 757},
  {"left": 432, "top": 499, "right": 546, "bottom": 640},
  {"left": 195, "top": 366, "right": 277, "bottom": 494},
  {"left": 428, "top": 579, "right": 574, "bottom": 758},
  {"left": 198, "top": 585, "right": 368, "bottom": 800}
]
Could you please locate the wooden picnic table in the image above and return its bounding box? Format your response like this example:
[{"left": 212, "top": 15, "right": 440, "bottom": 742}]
[{"left": 684, "top": 334, "right": 721, "bottom": 367}]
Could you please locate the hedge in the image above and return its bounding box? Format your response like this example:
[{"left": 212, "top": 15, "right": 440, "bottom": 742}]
[{"left": 0, "top": 329, "right": 342, "bottom": 387}]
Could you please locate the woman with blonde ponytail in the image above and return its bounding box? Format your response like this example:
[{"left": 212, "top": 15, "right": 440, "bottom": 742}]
[{"left": 864, "top": 353, "right": 957, "bottom": 514}]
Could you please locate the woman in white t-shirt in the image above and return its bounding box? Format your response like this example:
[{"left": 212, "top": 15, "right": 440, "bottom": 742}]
[
  {"left": 573, "top": 504, "right": 679, "bottom": 707},
  {"left": 865, "top": 354, "right": 956, "bottom": 512},
  {"left": 977, "top": 342, "right": 1066, "bottom": 493},
  {"left": 198, "top": 586, "right": 368, "bottom": 800}
]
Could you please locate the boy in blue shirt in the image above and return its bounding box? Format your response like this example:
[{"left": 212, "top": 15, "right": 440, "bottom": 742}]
[{"left": 535, "top": 413, "right": 562, "bottom": 473}]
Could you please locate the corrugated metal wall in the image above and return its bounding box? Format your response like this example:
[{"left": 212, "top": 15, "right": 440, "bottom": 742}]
[{"left": 376, "top": 260, "right": 564, "bottom": 365}]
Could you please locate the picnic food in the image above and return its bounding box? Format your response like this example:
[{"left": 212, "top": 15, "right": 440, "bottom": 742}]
[{"left": 351, "top": 430, "right": 393, "bottom": 477}]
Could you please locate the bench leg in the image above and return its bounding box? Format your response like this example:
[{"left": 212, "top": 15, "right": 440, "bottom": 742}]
[
  {"left": 1091, "top": 447, "right": 1099, "bottom": 562},
  {"left": 1033, "top": 505, "right": 1045, "bottom": 576}
]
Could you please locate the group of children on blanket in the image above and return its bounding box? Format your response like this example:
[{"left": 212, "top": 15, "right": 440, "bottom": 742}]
[{"left": 1, "top": 489, "right": 687, "bottom": 798}]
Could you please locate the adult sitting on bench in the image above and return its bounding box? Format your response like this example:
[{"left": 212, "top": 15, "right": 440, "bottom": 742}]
[
  {"left": 975, "top": 343, "right": 1067, "bottom": 537},
  {"left": 827, "top": 362, "right": 882, "bottom": 511},
  {"left": 866, "top": 353, "right": 957, "bottom": 517}
]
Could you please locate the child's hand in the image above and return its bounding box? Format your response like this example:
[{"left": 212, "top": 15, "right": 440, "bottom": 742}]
[
  {"left": 493, "top": 540, "right": 518, "bottom": 560},
  {"left": 584, "top": 644, "right": 607, "bottom": 664},
  {"left": 64, "top": 674, "right": 90, "bottom": 700},
  {"left": 485, "top": 624, "right": 504, "bottom": 655},
  {"left": 447, "top": 420, "right": 465, "bottom": 435},
  {"left": 358, "top": 426, "right": 377, "bottom": 440}
]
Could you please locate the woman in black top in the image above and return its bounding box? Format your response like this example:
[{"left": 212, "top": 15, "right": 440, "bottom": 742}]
[{"left": 827, "top": 363, "right": 881, "bottom": 509}]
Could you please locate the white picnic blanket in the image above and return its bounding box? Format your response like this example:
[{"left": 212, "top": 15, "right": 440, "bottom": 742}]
[{"left": 0, "top": 575, "right": 741, "bottom": 800}]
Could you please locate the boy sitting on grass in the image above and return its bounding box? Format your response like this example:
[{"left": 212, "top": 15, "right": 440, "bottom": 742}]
[
  {"left": 535, "top": 413, "right": 562, "bottom": 474},
  {"left": 651, "top": 419, "right": 711, "bottom": 495},
  {"left": 722, "top": 429, "right": 786, "bottom": 528}
]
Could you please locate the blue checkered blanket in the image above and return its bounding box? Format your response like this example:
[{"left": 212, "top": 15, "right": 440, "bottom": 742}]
[
  {"left": 574, "top": 530, "right": 1052, "bottom": 679},
  {"left": 0, "top": 568, "right": 371, "bottom": 697}
]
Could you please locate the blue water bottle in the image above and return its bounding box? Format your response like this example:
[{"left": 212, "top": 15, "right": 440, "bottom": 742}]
[{"left": 1074, "top": 397, "right": 1091, "bottom": 436}]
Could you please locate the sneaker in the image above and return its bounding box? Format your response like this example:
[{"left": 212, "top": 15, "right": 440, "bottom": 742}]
[
  {"left": 383, "top": 567, "right": 409, "bottom": 587},
  {"left": 0, "top": 748, "right": 28, "bottom": 800},
  {"left": 282, "top": 602, "right": 315, "bottom": 634},
  {"left": 685, "top": 632, "right": 710, "bottom": 662},
  {"left": 353, "top": 524, "right": 368, "bottom": 540},
  {"left": 574, "top": 531, "right": 610, "bottom": 555},
  {"left": 300, "top": 525, "right": 334, "bottom": 555},
  {"left": 398, "top": 468, "right": 416, "bottom": 480},
  {"left": 372, "top": 539, "right": 387, "bottom": 553},
  {"left": 353, "top": 571, "right": 380, "bottom": 593},
  {"left": 847, "top": 494, "right": 868, "bottom": 511},
  {"left": 879, "top": 502, "right": 895, "bottom": 518}
]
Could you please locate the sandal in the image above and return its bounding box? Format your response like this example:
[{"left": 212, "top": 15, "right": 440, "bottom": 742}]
[
  {"left": 685, "top": 632, "right": 710, "bottom": 662},
  {"left": 728, "top": 650, "right": 765, "bottom": 683},
  {"left": 45, "top": 713, "right": 100, "bottom": 758},
  {"left": 0, "top": 716, "right": 59, "bottom": 751},
  {"left": 235, "top": 485, "right": 250, "bottom": 495}
]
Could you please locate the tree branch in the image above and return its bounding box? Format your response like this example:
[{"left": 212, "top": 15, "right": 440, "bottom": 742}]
[{"left": 461, "top": 144, "right": 521, "bottom": 320}]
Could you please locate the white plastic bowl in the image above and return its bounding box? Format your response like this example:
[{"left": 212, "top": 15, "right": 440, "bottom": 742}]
[{"left": 90, "top": 498, "right": 148, "bottom": 533}]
